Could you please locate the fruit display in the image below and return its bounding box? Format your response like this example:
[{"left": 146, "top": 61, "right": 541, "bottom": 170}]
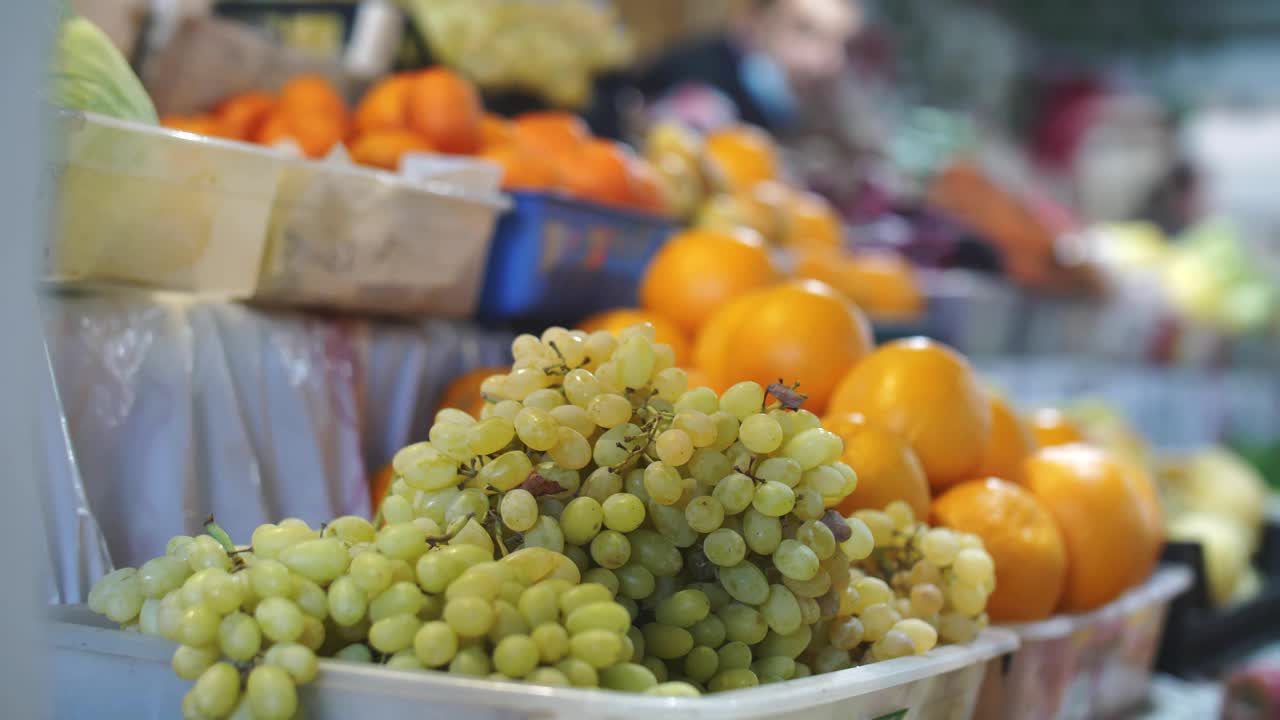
[
  {"left": 405, "top": 0, "right": 633, "bottom": 108},
  {"left": 88, "top": 321, "right": 1000, "bottom": 716},
  {"left": 54, "top": 9, "right": 157, "bottom": 124}
]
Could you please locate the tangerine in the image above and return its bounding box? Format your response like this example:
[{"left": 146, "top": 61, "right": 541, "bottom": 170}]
[
  {"left": 214, "top": 92, "right": 276, "bottom": 141},
  {"left": 932, "top": 477, "right": 1068, "bottom": 622},
  {"left": 694, "top": 280, "right": 873, "bottom": 413},
  {"left": 1028, "top": 407, "right": 1086, "bottom": 447},
  {"left": 639, "top": 227, "right": 777, "bottom": 336},
  {"left": 354, "top": 74, "right": 412, "bottom": 134},
  {"left": 370, "top": 463, "right": 395, "bottom": 511},
  {"left": 436, "top": 365, "right": 508, "bottom": 420},
  {"left": 281, "top": 113, "right": 347, "bottom": 158},
  {"left": 350, "top": 130, "right": 433, "bottom": 171},
  {"left": 826, "top": 412, "right": 931, "bottom": 519},
  {"left": 513, "top": 111, "right": 588, "bottom": 156},
  {"left": 828, "top": 338, "right": 992, "bottom": 491},
  {"left": 793, "top": 249, "right": 924, "bottom": 319},
  {"left": 974, "top": 393, "right": 1038, "bottom": 485},
  {"left": 480, "top": 144, "right": 560, "bottom": 191},
  {"left": 1024, "top": 444, "right": 1157, "bottom": 612},
  {"left": 480, "top": 113, "right": 514, "bottom": 149},
  {"left": 161, "top": 115, "right": 237, "bottom": 140},
  {"left": 703, "top": 125, "right": 778, "bottom": 192},
  {"left": 407, "top": 68, "right": 483, "bottom": 154},
  {"left": 629, "top": 159, "right": 669, "bottom": 215},
  {"left": 558, "top": 139, "right": 635, "bottom": 207},
  {"left": 279, "top": 75, "right": 346, "bottom": 117},
  {"left": 579, "top": 308, "right": 690, "bottom": 367},
  {"left": 783, "top": 191, "right": 843, "bottom": 249}
]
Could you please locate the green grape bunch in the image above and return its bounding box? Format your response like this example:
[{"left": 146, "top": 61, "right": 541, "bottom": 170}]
[{"left": 87, "top": 322, "right": 998, "bottom": 716}]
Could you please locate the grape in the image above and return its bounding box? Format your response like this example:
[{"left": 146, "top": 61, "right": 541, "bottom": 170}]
[
  {"left": 757, "top": 458, "right": 801, "bottom": 489},
  {"left": 549, "top": 428, "right": 593, "bottom": 470},
  {"left": 192, "top": 662, "right": 240, "bottom": 717},
  {"left": 263, "top": 643, "right": 318, "bottom": 684},
  {"left": 684, "top": 645, "right": 720, "bottom": 682},
  {"left": 643, "top": 462, "right": 683, "bottom": 506},
  {"left": 655, "top": 429, "right": 694, "bottom": 466},
  {"left": 719, "top": 603, "right": 768, "bottom": 645},
  {"left": 703, "top": 529, "right": 747, "bottom": 567},
  {"left": 172, "top": 644, "right": 219, "bottom": 681},
  {"left": 216, "top": 612, "right": 262, "bottom": 662},
  {"left": 717, "top": 640, "right": 753, "bottom": 670},
  {"left": 720, "top": 381, "right": 765, "bottom": 419},
  {"left": 186, "top": 536, "right": 232, "bottom": 572},
  {"left": 514, "top": 407, "right": 559, "bottom": 451},
  {"left": 176, "top": 604, "right": 220, "bottom": 648},
  {"left": 601, "top": 662, "right": 659, "bottom": 692},
  {"left": 798, "top": 596, "right": 821, "bottom": 625},
  {"left": 523, "top": 516, "right": 565, "bottom": 553},
  {"left": 622, "top": 469, "right": 650, "bottom": 504},
  {"left": 782, "top": 428, "right": 843, "bottom": 470},
  {"left": 560, "top": 583, "right": 613, "bottom": 616},
  {"left": 615, "top": 335, "right": 656, "bottom": 388},
  {"left": 530, "top": 622, "right": 570, "bottom": 664},
  {"left": 524, "top": 389, "right": 566, "bottom": 412},
  {"left": 853, "top": 577, "right": 892, "bottom": 611},
  {"left": 588, "top": 394, "right": 632, "bottom": 428},
  {"left": 752, "top": 481, "right": 796, "bottom": 517},
  {"left": 549, "top": 404, "right": 595, "bottom": 439},
  {"left": 952, "top": 548, "right": 995, "bottom": 586},
  {"left": 674, "top": 387, "right": 719, "bottom": 414},
  {"left": 642, "top": 623, "right": 694, "bottom": 659},
  {"left": 394, "top": 443, "right": 462, "bottom": 492},
  {"left": 947, "top": 580, "right": 988, "bottom": 616},
  {"left": 812, "top": 646, "right": 852, "bottom": 674},
  {"left": 854, "top": 510, "right": 895, "bottom": 546},
  {"left": 477, "top": 451, "right": 535, "bottom": 492},
  {"left": 655, "top": 589, "right": 710, "bottom": 628},
  {"left": 796, "top": 520, "right": 836, "bottom": 560},
  {"left": 648, "top": 502, "right": 698, "bottom": 549},
  {"left": 590, "top": 530, "right": 631, "bottom": 569},
  {"left": 673, "top": 412, "right": 717, "bottom": 448},
  {"left": 910, "top": 583, "right": 944, "bottom": 617},
  {"left": 709, "top": 668, "right": 759, "bottom": 691},
  {"left": 580, "top": 468, "right": 622, "bottom": 504},
  {"left": 689, "top": 614, "right": 727, "bottom": 648},
  {"left": 376, "top": 523, "right": 429, "bottom": 563},
  {"left": 602, "top": 493, "right": 645, "bottom": 532},
  {"left": 739, "top": 414, "right": 783, "bottom": 453},
  {"left": 758, "top": 625, "right": 812, "bottom": 659},
  {"left": 801, "top": 465, "right": 845, "bottom": 497},
  {"left": 616, "top": 563, "right": 656, "bottom": 600},
  {"left": 860, "top": 603, "right": 901, "bottom": 643},
  {"left": 712, "top": 473, "right": 755, "bottom": 514},
  {"left": 386, "top": 651, "right": 423, "bottom": 671},
  {"left": 840, "top": 516, "right": 875, "bottom": 560},
  {"left": 773, "top": 540, "right": 820, "bottom": 581},
  {"left": 782, "top": 570, "right": 831, "bottom": 599},
  {"left": 688, "top": 449, "right": 732, "bottom": 487},
  {"left": 290, "top": 576, "right": 327, "bottom": 620},
  {"left": 512, "top": 333, "right": 542, "bottom": 359},
  {"left": 488, "top": 400, "right": 522, "bottom": 421},
  {"left": 334, "top": 643, "right": 373, "bottom": 663},
  {"left": 246, "top": 665, "right": 298, "bottom": 720},
  {"left": 561, "top": 497, "right": 604, "bottom": 545},
  {"left": 651, "top": 367, "right": 688, "bottom": 402},
  {"left": 567, "top": 601, "right": 631, "bottom": 635},
  {"left": 753, "top": 656, "right": 796, "bottom": 684},
  {"left": 139, "top": 557, "right": 192, "bottom": 599},
  {"left": 499, "top": 489, "right": 538, "bottom": 532},
  {"left": 444, "top": 597, "right": 495, "bottom": 638},
  {"left": 743, "top": 509, "right": 782, "bottom": 555},
  {"left": 449, "top": 645, "right": 493, "bottom": 676},
  {"left": 872, "top": 629, "right": 916, "bottom": 660},
  {"left": 593, "top": 424, "right": 640, "bottom": 467},
  {"left": 369, "top": 613, "right": 421, "bottom": 654},
  {"left": 570, "top": 629, "right": 623, "bottom": 668},
  {"left": 895, "top": 618, "right": 937, "bottom": 654},
  {"left": 709, "top": 411, "right": 740, "bottom": 451},
  {"left": 679, "top": 496, "right": 722, "bottom": 534},
  {"left": 921, "top": 528, "right": 959, "bottom": 566},
  {"left": 829, "top": 616, "right": 864, "bottom": 650},
  {"left": 492, "top": 634, "right": 539, "bottom": 678}
]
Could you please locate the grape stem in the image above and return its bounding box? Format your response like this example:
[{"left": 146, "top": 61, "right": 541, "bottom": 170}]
[{"left": 203, "top": 515, "right": 246, "bottom": 570}]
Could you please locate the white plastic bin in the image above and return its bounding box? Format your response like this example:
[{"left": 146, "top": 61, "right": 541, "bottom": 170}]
[
  {"left": 974, "top": 565, "right": 1192, "bottom": 720},
  {"left": 48, "top": 111, "right": 281, "bottom": 298},
  {"left": 51, "top": 605, "right": 1017, "bottom": 720},
  {"left": 253, "top": 159, "right": 508, "bottom": 317}
]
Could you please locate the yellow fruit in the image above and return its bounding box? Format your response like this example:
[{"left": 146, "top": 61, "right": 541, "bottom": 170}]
[
  {"left": 826, "top": 413, "right": 931, "bottom": 519},
  {"left": 639, "top": 228, "right": 777, "bottom": 336},
  {"left": 974, "top": 393, "right": 1038, "bottom": 485}
]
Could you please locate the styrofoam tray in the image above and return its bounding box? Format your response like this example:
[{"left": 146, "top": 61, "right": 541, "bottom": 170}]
[
  {"left": 975, "top": 566, "right": 1192, "bottom": 720},
  {"left": 51, "top": 605, "right": 1017, "bottom": 720}
]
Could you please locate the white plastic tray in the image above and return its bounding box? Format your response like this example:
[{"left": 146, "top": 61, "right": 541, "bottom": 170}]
[
  {"left": 51, "top": 605, "right": 1017, "bottom": 720},
  {"left": 975, "top": 565, "right": 1192, "bottom": 720}
]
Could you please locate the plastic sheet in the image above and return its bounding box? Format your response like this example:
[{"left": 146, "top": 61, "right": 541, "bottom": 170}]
[{"left": 41, "top": 291, "right": 513, "bottom": 600}]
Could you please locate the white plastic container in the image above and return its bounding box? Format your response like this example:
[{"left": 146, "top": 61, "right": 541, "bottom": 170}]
[
  {"left": 48, "top": 111, "right": 281, "bottom": 298},
  {"left": 51, "top": 605, "right": 1017, "bottom": 720},
  {"left": 974, "top": 566, "right": 1192, "bottom": 720},
  {"left": 253, "top": 157, "right": 508, "bottom": 316}
]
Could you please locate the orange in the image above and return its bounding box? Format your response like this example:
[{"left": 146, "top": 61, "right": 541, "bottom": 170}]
[
  {"left": 828, "top": 338, "right": 992, "bottom": 491},
  {"left": 281, "top": 113, "right": 347, "bottom": 158},
  {"left": 350, "top": 130, "right": 433, "bottom": 171},
  {"left": 279, "top": 75, "right": 347, "bottom": 117},
  {"left": 559, "top": 139, "right": 635, "bottom": 207},
  {"left": 684, "top": 366, "right": 713, "bottom": 387},
  {"left": 355, "top": 74, "right": 412, "bottom": 134},
  {"left": 932, "top": 478, "right": 1068, "bottom": 622},
  {"left": 480, "top": 113, "right": 514, "bottom": 149},
  {"left": 1024, "top": 444, "right": 1156, "bottom": 612},
  {"left": 435, "top": 366, "right": 508, "bottom": 420},
  {"left": 793, "top": 249, "right": 924, "bottom": 319},
  {"left": 1117, "top": 456, "right": 1165, "bottom": 588},
  {"left": 579, "top": 308, "right": 690, "bottom": 367},
  {"left": 694, "top": 280, "right": 873, "bottom": 414},
  {"left": 826, "top": 412, "right": 931, "bottom": 519},
  {"left": 407, "top": 68, "right": 483, "bottom": 155},
  {"left": 629, "top": 159, "right": 669, "bottom": 215},
  {"left": 481, "top": 144, "right": 560, "bottom": 191},
  {"left": 639, "top": 227, "right": 777, "bottom": 336},
  {"left": 161, "top": 115, "right": 237, "bottom": 139},
  {"left": 214, "top": 92, "right": 276, "bottom": 141},
  {"left": 783, "top": 191, "right": 843, "bottom": 249},
  {"left": 1028, "top": 407, "right": 1085, "bottom": 447},
  {"left": 513, "top": 111, "right": 588, "bottom": 156},
  {"left": 703, "top": 125, "right": 778, "bottom": 192},
  {"left": 974, "top": 393, "right": 1038, "bottom": 485},
  {"left": 370, "top": 463, "right": 395, "bottom": 512}
]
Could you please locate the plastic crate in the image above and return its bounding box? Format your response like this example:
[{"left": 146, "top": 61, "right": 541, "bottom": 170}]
[
  {"left": 51, "top": 605, "right": 1017, "bottom": 720},
  {"left": 477, "top": 192, "right": 677, "bottom": 325},
  {"left": 974, "top": 566, "right": 1192, "bottom": 720},
  {"left": 47, "top": 110, "right": 281, "bottom": 298}
]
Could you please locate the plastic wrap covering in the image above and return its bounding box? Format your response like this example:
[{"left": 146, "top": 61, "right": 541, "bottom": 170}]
[{"left": 42, "top": 292, "right": 513, "bottom": 601}]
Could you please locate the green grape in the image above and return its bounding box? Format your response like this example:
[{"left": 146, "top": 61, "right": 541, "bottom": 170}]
[
  {"left": 782, "top": 428, "right": 843, "bottom": 470},
  {"left": 600, "top": 662, "right": 659, "bottom": 692},
  {"left": 739, "top": 414, "right": 783, "bottom": 453},
  {"left": 684, "top": 496, "right": 725, "bottom": 533},
  {"left": 648, "top": 502, "right": 698, "bottom": 548},
  {"left": 512, "top": 333, "right": 542, "bottom": 359},
  {"left": 717, "top": 640, "right": 754, "bottom": 671},
  {"left": 413, "top": 487, "right": 459, "bottom": 526},
  {"left": 499, "top": 489, "right": 538, "bottom": 532},
  {"left": 570, "top": 629, "right": 623, "bottom": 668},
  {"left": 492, "top": 634, "right": 539, "bottom": 678},
  {"left": 648, "top": 681, "right": 702, "bottom": 697},
  {"left": 752, "top": 656, "right": 796, "bottom": 684},
  {"left": 910, "top": 583, "right": 945, "bottom": 617},
  {"left": 812, "top": 646, "right": 852, "bottom": 674},
  {"left": 218, "top": 612, "right": 262, "bottom": 662},
  {"left": 562, "top": 369, "right": 602, "bottom": 407},
  {"left": 751, "top": 481, "right": 796, "bottom": 517},
  {"left": 859, "top": 602, "right": 900, "bottom": 643},
  {"left": 719, "top": 603, "right": 768, "bottom": 645},
  {"left": 514, "top": 407, "right": 559, "bottom": 451},
  {"left": 593, "top": 424, "right": 640, "bottom": 467},
  {"left": 589, "top": 530, "right": 631, "bottom": 569},
  {"left": 381, "top": 495, "right": 414, "bottom": 525},
  {"left": 561, "top": 497, "right": 604, "bottom": 545},
  {"left": 801, "top": 465, "right": 845, "bottom": 497},
  {"left": 674, "top": 387, "right": 719, "bottom": 414},
  {"left": 559, "top": 583, "right": 613, "bottom": 616},
  {"left": 718, "top": 562, "right": 769, "bottom": 605},
  {"left": 566, "top": 601, "right": 631, "bottom": 635},
  {"left": 588, "top": 393, "right": 633, "bottom": 428},
  {"left": 760, "top": 584, "right": 802, "bottom": 634},
  {"left": 518, "top": 583, "right": 561, "bottom": 628},
  {"left": 333, "top": 643, "right": 373, "bottom": 663},
  {"left": 435, "top": 407, "right": 478, "bottom": 427},
  {"left": 556, "top": 657, "right": 599, "bottom": 687},
  {"left": 798, "top": 596, "right": 821, "bottom": 625},
  {"left": 327, "top": 515, "right": 377, "bottom": 544},
  {"left": 506, "top": 368, "right": 552, "bottom": 401},
  {"left": 709, "top": 411, "right": 740, "bottom": 451},
  {"left": 797, "top": 519, "right": 837, "bottom": 561},
  {"left": 655, "top": 429, "right": 694, "bottom": 466},
  {"left": 467, "top": 417, "right": 517, "bottom": 456},
  {"left": 782, "top": 569, "right": 831, "bottom": 599},
  {"left": 386, "top": 651, "right": 422, "bottom": 671},
  {"left": 489, "top": 400, "right": 522, "bottom": 421},
  {"left": 549, "top": 404, "right": 595, "bottom": 439},
  {"left": 523, "top": 389, "right": 566, "bottom": 412},
  {"left": 792, "top": 489, "right": 825, "bottom": 521},
  {"left": 623, "top": 468, "right": 650, "bottom": 504},
  {"left": 291, "top": 576, "right": 327, "bottom": 620},
  {"left": 581, "top": 468, "right": 623, "bottom": 504},
  {"left": 643, "top": 462, "right": 683, "bottom": 506},
  {"left": 488, "top": 601, "right": 531, "bottom": 643},
  {"left": 602, "top": 493, "right": 645, "bottom": 533},
  {"left": 642, "top": 623, "right": 693, "bottom": 659},
  {"left": 683, "top": 645, "right": 720, "bottom": 682},
  {"left": 445, "top": 565, "right": 505, "bottom": 602},
  {"left": 757, "top": 624, "right": 812, "bottom": 659},
  {"left": 655, "top": 589, "right": 710, "bottom": 628},
  {"left": 376, "top": 523, "right": 429, "bottom": 563},
  {"left": 743, "top": 509, "right": 782, "bottom": 555},
  {"left": 583, "top": 567, "right": 621, "bottom": 595},
  {"left": 712, "top": 473, "right": 755, "bottom": 514},
  {"left": 246, "top": 665, "right": 297, "bottom": 720},
  {"left": 652, "top": 367, "right": 688, "bottom": 402},
  {"left": 539, "top": 497, "right": 566, "bottom": 521},
  {"left": 299, "top": 614, "right": 325, "bottom": 652},
  {"left": 773, "top": 539, "right": 820, "bottom": 581},
  {"left": 255, "top": 597, "right": 304, "bottom": 643},
  {"left": 688, "top": 449, "right": 733, "bottom": 487},
  {"left": 921, "top": 528, "right": 959, "bottom": 566},
  {"left": 444, "top": 596, "right": 495, "bottom": 638},
  {"left": 595, "top": 362, "right": 624, "bottom": 394},
  {"left": 263, "top": 643, "right": 318, "bottom": 684},
  {"left": 192, "top": 662, "right": 240, "bottom": 717},
  {"left": 532, "top": 622, "right": 570, "bottom": 663},
  {"left": 952, "top": 548, "right": 995, "bottom": 586},
  {"left": 524, "top": 667, "right": 568, "bottom": 687},
  {"left": 476, "top": 451, "right": 535, "bottom": 493},
  {"left": 615, "top": 563, "right": 656, "bottom": 600},
  {"left": 709, "top": 668, "right": 759, "bottom": 691},
  {"left": 394, "top": 442, "right": 462, "bottom": 491},
  {"left": 139, "top": 556, "right": 192, "bottom": 599},
  {"left": 840, "top": 516, "right": 875, "bottom": 560},
  {"left": 629, "top": 530, "right": 683, "bottom": 577},
  {"left": 549, "top": 427, "right": 593, "bottom": 470},
  {"left": 720, "top": 381, "right": 765, "bottom": 420},
  {"left": 138, "top": 597, "right": 161, "bottom": 636},
  {"left": 757, "top": 457, "right": 802, "bottom": 488},
  {"left": 430, "top": 421, "right": 474, "bottom": 463},
  {"left": 853, "top": 510, "right": 895, "bottom": 547},
  {"left": 947, "top": 579, "right": 988, "bottom": 615},
  {"left": 615, "top": 335, "right": 656, "bottom": 388},
  {"left": 172, "top": 644, "right": 219, "bottom": 681},
  {"left": 673, "top": 411, "right": 717, "bottom": 448},
  {"left": 523, "top": 516, "right": 565, "bottom": 553},
  {"left": 829, "top": 616, "right": 865, "bottom": 650},
  {"left": 563, "top": 544, "right": 590, "bottom": 574},
  {"left": 703, "top": 528, "right": 746, "bottom": 567},
  {"left": 895, "top": 618, "right": 937, "bottom": 654},
  {"left": 689, "top": 614, "right": 727, "bottom": 648},
  {"left": 412, "top": 621, "right": 457, "bottom": 667},
  {"left": 449, "top": 645, "right": 492, "bottom": 676},
  {"left": 251, "top": 523, "right": 315, "bottom": 562}
]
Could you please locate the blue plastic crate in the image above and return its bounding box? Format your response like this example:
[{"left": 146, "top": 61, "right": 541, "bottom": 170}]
[{"left": 478, "top": 191, "right": 677, "bottom": 323}]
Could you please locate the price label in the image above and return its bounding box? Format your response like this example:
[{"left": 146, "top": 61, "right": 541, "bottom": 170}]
[{"left": 872, "top": 711, "right": 909, "bottom": 720}]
